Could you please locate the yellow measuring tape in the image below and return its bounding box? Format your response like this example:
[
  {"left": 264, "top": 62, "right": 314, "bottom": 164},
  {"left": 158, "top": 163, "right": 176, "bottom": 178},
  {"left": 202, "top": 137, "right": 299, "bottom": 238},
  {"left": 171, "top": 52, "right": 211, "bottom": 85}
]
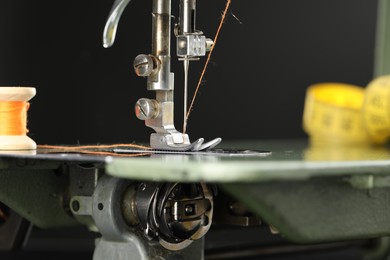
[
  {"left": 363, "top": 76, "right": 390, "bottom": 144},
  {"left": 303, "top": 75, "right": 390, "bottom": 145}
]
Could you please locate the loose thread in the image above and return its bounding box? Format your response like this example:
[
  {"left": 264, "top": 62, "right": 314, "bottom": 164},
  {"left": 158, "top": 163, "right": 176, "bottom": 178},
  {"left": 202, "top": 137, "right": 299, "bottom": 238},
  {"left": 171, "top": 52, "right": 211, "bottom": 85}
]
[
  {"left": 183, "top": 0, "right": 232, "bottom": 133},
  {"left": 37, "top": 143, "right": 152, "bottom": 157},
  {"left": 0, "top": 102, "right": 29, "bottom": 135},
  {"left": 70, "top": 150, "right": 149, "bottom": 157},
  {"left": 38, "top": 143, "right": 151, "bottom": 150}
]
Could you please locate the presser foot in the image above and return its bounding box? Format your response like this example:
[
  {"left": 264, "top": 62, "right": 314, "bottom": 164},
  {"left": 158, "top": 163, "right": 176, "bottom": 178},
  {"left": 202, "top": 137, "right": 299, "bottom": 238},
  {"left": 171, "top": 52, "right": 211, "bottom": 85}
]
[{"left": 150, "top": 133, "right": 222, "bottom": 152}]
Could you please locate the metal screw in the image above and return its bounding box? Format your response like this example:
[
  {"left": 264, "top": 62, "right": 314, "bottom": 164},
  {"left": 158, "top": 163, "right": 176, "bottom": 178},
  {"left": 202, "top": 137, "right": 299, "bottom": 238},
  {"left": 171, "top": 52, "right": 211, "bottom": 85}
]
[
  {"left": 269, "top": 225, "right": 280, "bottom": 235},
  {"left": 139, "top": 183, "right": 147, "bottom": 191},
  {"left": 72, "top": 200, "right": 80, "bottom": 212},
  {"left": 135, "top": 98, "right": 159, "bottom": 121},
  {"left": 185, "top": 204, "right": 195, "bottom": 215},
  {"left": 133, "top": 54, "right": 159, "bottom": 77},
  {"left": 205, "top": 38, "right": 214, "bottom": 52},
  {"left": 97, "top": 203, "right": 104, "bottom": 211}
]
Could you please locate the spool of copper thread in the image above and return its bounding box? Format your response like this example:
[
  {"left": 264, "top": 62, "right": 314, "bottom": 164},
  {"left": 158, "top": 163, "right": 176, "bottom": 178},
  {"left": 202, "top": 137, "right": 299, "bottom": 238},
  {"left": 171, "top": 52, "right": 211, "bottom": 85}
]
[{"left": 0, "top": 87, "right": 36, "bottom": 152}]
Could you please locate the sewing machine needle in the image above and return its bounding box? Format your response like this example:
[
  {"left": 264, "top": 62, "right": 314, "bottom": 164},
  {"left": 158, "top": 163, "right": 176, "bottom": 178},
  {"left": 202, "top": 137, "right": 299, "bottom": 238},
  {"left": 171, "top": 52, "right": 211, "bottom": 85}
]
[{"left": 183, "top": 58, "right": 189, "bottom": 134}]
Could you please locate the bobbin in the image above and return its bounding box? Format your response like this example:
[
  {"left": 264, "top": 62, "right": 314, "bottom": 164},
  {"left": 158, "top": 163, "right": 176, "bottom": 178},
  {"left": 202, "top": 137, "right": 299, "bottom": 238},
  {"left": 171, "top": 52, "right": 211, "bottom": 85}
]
[{"left": 0, "top": 87, "right": 36, "bottom": 151}]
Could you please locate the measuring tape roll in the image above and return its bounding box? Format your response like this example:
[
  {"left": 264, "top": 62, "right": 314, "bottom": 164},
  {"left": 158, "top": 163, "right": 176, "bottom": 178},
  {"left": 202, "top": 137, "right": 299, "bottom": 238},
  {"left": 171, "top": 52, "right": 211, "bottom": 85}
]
[
  {"left": 304, "top": 76, "right": 390, "bottom": 146},
  {"left": 362, "top": 75, "right": 390, "bottom": 144},
  {"left": 303, "top": 83, "right": 370, "bottom": 145}
]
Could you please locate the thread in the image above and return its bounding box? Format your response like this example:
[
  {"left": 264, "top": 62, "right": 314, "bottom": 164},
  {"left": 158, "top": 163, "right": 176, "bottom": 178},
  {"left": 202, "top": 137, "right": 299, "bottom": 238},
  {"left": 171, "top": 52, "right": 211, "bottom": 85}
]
[
  {"left": 184, "top": 0, "right": 232, "bottom": 133},
  {"left": 38, "top": 143, "right": 151, "bottom": 150},
  {"left": 38, "top": 143, "right": 151, "bottom": 157},
  {"left": 0, "top": 87, "right": 36, "bottom": 151},
  {"left": 0, "top": 101, "right": 29, "bottom": 135}
]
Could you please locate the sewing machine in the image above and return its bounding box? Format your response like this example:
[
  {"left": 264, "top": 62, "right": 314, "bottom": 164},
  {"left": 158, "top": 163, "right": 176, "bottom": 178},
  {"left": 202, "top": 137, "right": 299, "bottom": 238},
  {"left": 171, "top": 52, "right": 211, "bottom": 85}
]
[
  {"left": 104, "top": 0, "right": 221, "bottom": 151},
  {"left": 1, "top": 0, "right": 390, "bottom": 259}
]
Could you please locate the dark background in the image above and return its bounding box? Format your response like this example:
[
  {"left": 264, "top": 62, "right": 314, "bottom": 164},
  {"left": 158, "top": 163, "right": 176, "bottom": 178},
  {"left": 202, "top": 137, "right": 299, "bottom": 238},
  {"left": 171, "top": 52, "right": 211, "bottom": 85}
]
[{"left": 0, "top": 0, "right": 378, "bottom": 145}]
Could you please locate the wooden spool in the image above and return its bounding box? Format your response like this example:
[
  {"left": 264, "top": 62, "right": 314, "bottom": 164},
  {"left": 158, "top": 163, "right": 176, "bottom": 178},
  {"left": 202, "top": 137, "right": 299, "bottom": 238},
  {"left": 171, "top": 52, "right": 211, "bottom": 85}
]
[{"left": 0, "top": 87, "right": 36, "bottom": 151}]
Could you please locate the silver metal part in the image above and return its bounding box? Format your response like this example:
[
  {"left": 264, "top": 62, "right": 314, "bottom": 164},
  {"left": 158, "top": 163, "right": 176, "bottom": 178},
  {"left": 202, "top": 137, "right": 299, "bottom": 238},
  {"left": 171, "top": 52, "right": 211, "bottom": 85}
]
[
  {"left": 179, "top": 0, "right": 196, "bottom": 34},
  {"left": 177, "top": 35, "right": 207, "bottom": 57},
  {"left": 143, "top": 0, "right": 196, "bottom": 150},
  {"left": 175, "top": 0, "right": 217, "bottom": 150},
  {"left": 70, "top": 174, "right": 213, "bottom": 257},
  {"left": 135, "top": 98, "right": 159, "bottom": 121},
  {"left": 91, "top": 176, "right": 132, "bottom": 242},
  {"left": 198, "top": 138, "right": 222, "bottom": 151},
  {"left": 148, "top": 0, "right": 173, "bottom": 91},
  {"left": 177, "top": 0, "right": 208, "bottom": 59},
  {"left": 94, "top": 233, "right": 204, "bottom": 260},
  {"left": 103, "top": 0, "right": 221, "bottom": 151},
  {"left": 70, "top": 196, "right": 93, "bottom": 216},
  {"left": 134, "top": 55, "right": 160, "bottom": 77},
  {"left": 150, "top": 132, "right": 192, "bottom": 151},
  {"left": 70, "top": 175, "right": 144, "bottom": 260},
  {"left": 183, "top": 59, "right": 190, "bottom": 133},
  {"left": 205, "top": 38, "right": 214, "bottom": 52},
  {"left": 113, "top": 147, "right": 272, "bottom": 157},
  {"left": 94, "top": 238, "right": 147, "bottom": 260},
  {"left": 178, "top": 0, "right": 199, "bottom": 136},
  {"left": 103, "top": 0, "right": 132, "bottom": 48},
  {"left": 150, "top": 136, "right": 222, "bottom": 152}
]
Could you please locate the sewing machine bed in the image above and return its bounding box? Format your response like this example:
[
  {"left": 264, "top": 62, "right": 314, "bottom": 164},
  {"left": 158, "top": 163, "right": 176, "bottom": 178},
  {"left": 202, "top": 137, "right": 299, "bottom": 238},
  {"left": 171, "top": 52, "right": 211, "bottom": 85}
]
[
  {"left": 3, "top": 139, "right": 390, "bottom": 244},
  {"left": 1, "top": 139, "right": 390, "bottom": 183}
]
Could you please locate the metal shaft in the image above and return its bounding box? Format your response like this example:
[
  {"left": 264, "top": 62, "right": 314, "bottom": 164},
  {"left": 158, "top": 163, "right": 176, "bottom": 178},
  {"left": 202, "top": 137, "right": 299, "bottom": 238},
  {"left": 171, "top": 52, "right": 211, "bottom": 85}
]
[
  {"left": 180, "top": 0, "right": 196, "bottom": 134},
  {"left": 148, "top": 0, "right": 173, "bottom": 92},
  {"left": 180, "top": 0, "right": 196, "bottom": 34},
  {"left": 146, "top": 0, "right": 176, "bottom": 134},
  {"left": 183, "top": 59, "right": 189, "bottom": 133}
]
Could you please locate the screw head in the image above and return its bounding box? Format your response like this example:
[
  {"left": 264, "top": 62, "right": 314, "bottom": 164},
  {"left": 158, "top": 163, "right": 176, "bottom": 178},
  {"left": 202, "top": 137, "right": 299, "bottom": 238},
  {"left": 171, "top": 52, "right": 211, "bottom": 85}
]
[
  {"left": 139, "top": 183, "right": 147, "bottom": 191},
  {"left": 134, "top": 54, "right": 157, "bottom": 77},
  {"left": 135, "top": 98, "right": 159, "bottom": 121},
  {"left": 185, "top": 204, "right": 195, "bottom": 215},
  {"left": 71, "top": 200, "right": 80, "bottom": 212},
  {"left": 205, "top": 38, "right": 214, "bottom": 52}
]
